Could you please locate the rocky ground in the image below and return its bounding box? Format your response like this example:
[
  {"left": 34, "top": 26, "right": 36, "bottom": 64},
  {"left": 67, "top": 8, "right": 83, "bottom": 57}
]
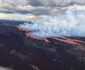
[{"left": 0, "top": 23, "right": 85, "bottom": 70}]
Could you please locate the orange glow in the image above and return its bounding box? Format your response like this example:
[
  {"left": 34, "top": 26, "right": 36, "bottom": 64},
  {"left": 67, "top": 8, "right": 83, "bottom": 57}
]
[
  {"left": 25, "top": 33, "right": 50, "bottom": 43},
  {"left": 16, "top": 26, "right": 50, "bottom": 43},
  {"left": 16, "top": 26, "right": 34, "bottom": 32},
  {"left": 54, "top": 36, "right": 85, "bottom": 45},
  {"left": 59, "top": 36, "right": 85, "bottom": 44},
  {"left": 16, "top": 26, "right": 85, "bottom": 45}
]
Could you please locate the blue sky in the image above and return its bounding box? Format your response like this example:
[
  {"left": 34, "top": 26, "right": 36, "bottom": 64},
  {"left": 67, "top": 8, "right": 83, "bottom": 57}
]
[{"left": 0, "top": 0, "right": 85, "bottom": 21}]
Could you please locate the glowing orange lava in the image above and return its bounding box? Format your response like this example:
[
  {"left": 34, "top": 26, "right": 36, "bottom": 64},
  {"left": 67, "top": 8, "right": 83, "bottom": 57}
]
[
  {"left": 16, "top": 26, "right": 50, "bottom": 43},
  {"left": 25, "top": 33, "right": 50, "bottom": 43},
  {"left": 54, "top": 36, "right": 85, "bottom": 45},
  {"left": 16, "top": 26, "right": 85, "bottom": 45},
  {"left": 16, "top": 26, "right": 33, "bottom": 32}
]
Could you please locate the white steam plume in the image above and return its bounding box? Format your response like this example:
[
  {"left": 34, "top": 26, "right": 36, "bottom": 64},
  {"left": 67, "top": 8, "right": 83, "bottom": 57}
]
[{"left": 19, "top": 11, "right": 85, "bottom": 37}]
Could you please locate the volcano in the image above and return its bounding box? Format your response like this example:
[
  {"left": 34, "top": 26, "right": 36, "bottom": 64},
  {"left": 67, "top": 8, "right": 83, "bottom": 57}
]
[{"left": 0, "top": 23, "right": 85, "bottom": 70}]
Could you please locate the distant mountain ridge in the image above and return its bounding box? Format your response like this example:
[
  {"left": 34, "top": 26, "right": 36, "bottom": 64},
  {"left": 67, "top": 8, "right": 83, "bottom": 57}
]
[{"left": 0, "top": 19, "right": 27, "bottom": 26}]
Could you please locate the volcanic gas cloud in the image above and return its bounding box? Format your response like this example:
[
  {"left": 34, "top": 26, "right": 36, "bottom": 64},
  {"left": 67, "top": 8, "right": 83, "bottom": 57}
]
[
  {"left": 16, "top": 11, "right": 85, "bottom": 45},
  {"left": 19, "top": 11, "right": 85, "bottom": 37}
]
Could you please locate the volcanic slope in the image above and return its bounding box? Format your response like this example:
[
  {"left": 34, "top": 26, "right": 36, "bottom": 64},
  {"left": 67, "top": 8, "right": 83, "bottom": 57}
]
[{"left": 0, "top": 24, "right": 85, "bottom": 70}]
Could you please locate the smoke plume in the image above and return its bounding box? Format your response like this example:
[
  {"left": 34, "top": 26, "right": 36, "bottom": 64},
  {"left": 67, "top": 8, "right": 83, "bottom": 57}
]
[{"left": 19, "top": 11, "right": 85, "bottom": 37}]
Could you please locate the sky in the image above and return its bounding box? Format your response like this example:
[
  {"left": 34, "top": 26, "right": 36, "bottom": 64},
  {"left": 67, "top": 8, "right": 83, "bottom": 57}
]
[{"left": 0, "top": 0, "right": 85, "bottom": 21}]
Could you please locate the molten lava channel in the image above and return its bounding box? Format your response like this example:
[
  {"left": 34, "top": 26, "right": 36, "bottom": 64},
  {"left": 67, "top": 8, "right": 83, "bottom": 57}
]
[{"left": 16, "top": 26, "right": 85, "bottom": 45}]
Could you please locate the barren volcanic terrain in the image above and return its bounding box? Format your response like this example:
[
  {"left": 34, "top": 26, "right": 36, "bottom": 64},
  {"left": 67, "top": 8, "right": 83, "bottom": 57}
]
[{"left": 0, "top": 23, "right": 85, "bottom": 70}]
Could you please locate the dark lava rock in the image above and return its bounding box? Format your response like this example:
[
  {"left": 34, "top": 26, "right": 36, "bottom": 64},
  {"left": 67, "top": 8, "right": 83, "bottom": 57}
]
[{"left": 0, "top": 24, "right": 85, "bottom": 70}]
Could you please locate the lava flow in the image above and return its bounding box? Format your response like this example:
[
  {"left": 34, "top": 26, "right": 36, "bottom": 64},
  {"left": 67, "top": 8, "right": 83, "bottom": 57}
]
[
  {"left": 16, "top": 26, "right": 34, "bottom": 32},
  {"left": 16, "top": 26, "right": 50, "bottom": 43},
  {"left": 16, "top": 26, "right": 85, "bottom": 45}
]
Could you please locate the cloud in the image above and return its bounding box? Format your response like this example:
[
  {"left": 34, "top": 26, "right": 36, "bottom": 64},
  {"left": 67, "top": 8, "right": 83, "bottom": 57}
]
[
  {"left": 1, "top": 0, "right": 85, "bottom": 20},
  {"left": 0, "top": 13, "right": 35, "bottom": 21},
  {"left": 2, "top": 0, "right": 29, "bottom": 5},
  {"left": 28, "top": 0, "right": 85, "bottom": 7},
  {"left": 1, "top": 0, "right": 85, "bottom": 14},
  {"left": 32, "top": 7, "right": 50, "bottom": 15},
  {"left": 0, "top": 1, "right": 51, "bottom": 15},
  {"left": 2, "top": 0, "right": 85, "bottom": 7}
]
